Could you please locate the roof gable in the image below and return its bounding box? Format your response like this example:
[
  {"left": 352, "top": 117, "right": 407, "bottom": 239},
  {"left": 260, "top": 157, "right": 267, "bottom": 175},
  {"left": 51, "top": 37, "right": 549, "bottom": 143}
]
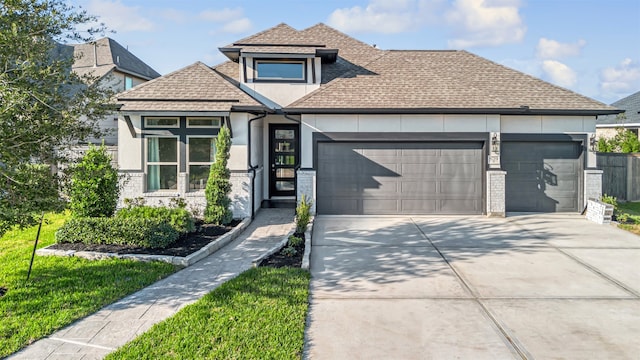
[
  {"left": 117, "top": 62, "right": 263, "bottom": 112},
  {"left": 72, "top": 37, "right": 160, "bottom": 80}
]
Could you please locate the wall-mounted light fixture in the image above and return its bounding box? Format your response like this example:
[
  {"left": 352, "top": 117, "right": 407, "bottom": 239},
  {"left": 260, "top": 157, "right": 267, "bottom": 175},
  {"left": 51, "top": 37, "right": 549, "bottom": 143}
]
[
  {"left": 589, "top": 133, "right": 597, "bottom": 152},
  {"left": 491, "top": 133, "right": 500, "bottom": 154}
]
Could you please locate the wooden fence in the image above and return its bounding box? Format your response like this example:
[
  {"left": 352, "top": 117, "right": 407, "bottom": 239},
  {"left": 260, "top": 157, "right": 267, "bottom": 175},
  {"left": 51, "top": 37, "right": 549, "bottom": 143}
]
[{"left": 597, "top": 152, "right": 640, "bottom": 201}]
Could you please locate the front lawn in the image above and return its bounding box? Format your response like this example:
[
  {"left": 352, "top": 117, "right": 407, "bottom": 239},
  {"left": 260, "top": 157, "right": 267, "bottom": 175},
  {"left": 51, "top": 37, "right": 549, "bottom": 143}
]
[
  {"left": 616, "top": 201, "right": 640, "bottom": 235},
  {"left": 0, "top": 212, "right": 178, "bottom": 358},
  {"left": 106, "top": 267, "right": 310, "bottom": 360}
]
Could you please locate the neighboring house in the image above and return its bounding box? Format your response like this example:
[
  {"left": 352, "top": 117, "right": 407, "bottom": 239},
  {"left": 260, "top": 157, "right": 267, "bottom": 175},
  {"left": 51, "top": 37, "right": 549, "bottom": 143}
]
[
  {"left": 596, "top": 90, "right": 640, "bottom": 141},
  {"left": 71, "top": 37, "right": 161, "bottom": 146},
  {"left": 116, "top": 23, "right": 619, "bottom": 218}
]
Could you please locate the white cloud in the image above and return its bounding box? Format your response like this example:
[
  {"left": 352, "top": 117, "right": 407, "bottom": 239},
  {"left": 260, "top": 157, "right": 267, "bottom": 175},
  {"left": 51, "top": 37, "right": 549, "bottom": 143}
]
[
  {"left": 541, "top": 60, "right": 577, "bottom": 88},
  {"left": 199, "top": 8, "right": 252, "bottom": 35},
  {"left": 85, "top": 0, "right": 154, "bottom": 32},
  {"left": 327, "top": 0, "right": 421, "bottom": 33},
  {"left": 600, "top": 58, "right": 640, "bottom": 96},
  {"left": 536, "top": 38, "right": 586, "bottom": 59},
  {"left": 198, "top": 8, "right": 244, "bottom": 22},
  {"left": 446, "top": 0, "right": 526, "bottom": 48},
  {"left": 222, "top": 18, "right": 252, "bottom": 34},
  {"left": 157, "top": 9, "right": 188, "bottom": 24}
]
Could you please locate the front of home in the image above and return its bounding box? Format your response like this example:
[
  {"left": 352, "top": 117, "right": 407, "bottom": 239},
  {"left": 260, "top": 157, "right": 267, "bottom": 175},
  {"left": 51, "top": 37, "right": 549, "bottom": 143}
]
[{"left": 116, "top": 23, "right": 619, "bottom": 218}]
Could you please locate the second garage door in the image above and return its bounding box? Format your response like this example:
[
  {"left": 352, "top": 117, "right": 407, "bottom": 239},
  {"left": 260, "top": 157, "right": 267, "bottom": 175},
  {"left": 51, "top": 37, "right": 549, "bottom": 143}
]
[
  {"left": 316, "top": 142, "right": 483, "bottom": 215},
  {"left": 502, "top": 141, "right": 583, "bottom": 212}
]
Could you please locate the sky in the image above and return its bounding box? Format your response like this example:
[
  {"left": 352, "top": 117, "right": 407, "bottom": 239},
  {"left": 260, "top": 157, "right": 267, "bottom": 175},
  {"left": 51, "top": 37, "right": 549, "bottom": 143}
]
[{"left": 69, "top": 0, "right": 640, "bottom": 104}]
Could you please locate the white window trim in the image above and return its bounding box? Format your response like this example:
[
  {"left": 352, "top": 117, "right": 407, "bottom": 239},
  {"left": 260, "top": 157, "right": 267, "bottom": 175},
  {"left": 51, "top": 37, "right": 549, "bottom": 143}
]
[
  {"left": 254, "top": 59, "right": 306, "bottom": 81},
  {"left": 144, "top": 117, "right": 180, "bottom": 128},
  {"left": 146, "top": 135, "right": 180, "bottom": 192},
  {"left": 186, "top": 117, "right": 222, "bottom": 128},
  {"left": 187, "top": 135, "right": 217, "bottom": 191}
]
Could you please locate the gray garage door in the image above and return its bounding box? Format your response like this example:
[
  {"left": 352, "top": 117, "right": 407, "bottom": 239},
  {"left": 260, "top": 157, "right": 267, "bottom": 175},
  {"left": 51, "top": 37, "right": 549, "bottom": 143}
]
[
  {"left": 317, "top": 142, "right": 483, "bottom": 215},
  {"left": 502, "top": 141, "right": 582, "bottom": 212}
]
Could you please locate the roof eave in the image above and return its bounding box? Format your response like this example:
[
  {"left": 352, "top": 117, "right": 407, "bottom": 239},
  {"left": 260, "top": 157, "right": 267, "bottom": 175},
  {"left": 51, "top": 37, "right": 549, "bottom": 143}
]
[{"left": 283, "top": 107, "right": 623, "bottom": 116}]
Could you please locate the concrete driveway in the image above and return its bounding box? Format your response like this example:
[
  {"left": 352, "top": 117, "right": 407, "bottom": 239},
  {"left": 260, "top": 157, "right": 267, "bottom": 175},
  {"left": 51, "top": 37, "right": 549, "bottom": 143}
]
[{"left": 304, "top": 214, "right": 640, "bottom": 359}]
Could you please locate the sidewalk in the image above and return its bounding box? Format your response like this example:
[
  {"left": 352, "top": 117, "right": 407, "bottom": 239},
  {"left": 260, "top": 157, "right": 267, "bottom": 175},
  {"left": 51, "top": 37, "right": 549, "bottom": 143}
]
[{"left": 9, "top": 208, "right": 294, "bottom": 360}]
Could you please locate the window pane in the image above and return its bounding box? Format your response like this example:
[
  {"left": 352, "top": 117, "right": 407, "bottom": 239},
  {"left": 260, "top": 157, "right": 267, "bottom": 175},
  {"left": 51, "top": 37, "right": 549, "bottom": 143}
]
[
  {"left": 275, "top": 130, "right": 295, "bottom": 139},
  {"left": 125, "top": 76, "right": 133, "bottom": 90},
  {"left": 146, "top": 118, "right": 178, "bottom": 127},
  {"left": 189, "top": 165, "right": 210, "bottom": 190},
  {"left": 276, "top": 168, "right": 295, "bottom": 178},
  {"left": 189, "top": 137, "right": 215, "bottom": 163},
  {"left": 147, "top": 165, "right": 177, "bottom": 190},
  {"left": 275, "top": 181, "right": 295, "bottom": 191},
  {"left": 256, "top": 62, "right": 304, "bottom": 80},
  {"left": 276, "top": 155, "right": 296, "bottom": 165},
  {"left": 188, "top": 118, "right": 221, "bottom": 127},
  {"left": 148, "top": 137, "right": 177, "bottom": 162}
]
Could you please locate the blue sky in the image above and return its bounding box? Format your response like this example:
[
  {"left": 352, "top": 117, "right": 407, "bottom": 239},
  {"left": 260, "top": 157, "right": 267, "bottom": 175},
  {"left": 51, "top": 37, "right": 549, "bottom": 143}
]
[{"left": 71, "top": 0, "right": 640, "bottom": 104}]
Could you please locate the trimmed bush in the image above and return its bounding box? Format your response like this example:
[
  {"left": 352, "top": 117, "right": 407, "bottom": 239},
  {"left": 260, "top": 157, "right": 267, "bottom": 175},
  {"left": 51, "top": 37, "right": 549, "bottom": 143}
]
[
  {"left": 116, "top": 206, "right": 195, "bottom": 234},
  {"left": 205, "top": 126, "right": 233, "bottom": 225},
  {"left": 295, "top": 194, "right": 312, "bottom": 234},
  {"left": 55, "top": 217, "right": 179, "bottom": 249},
  {"left": 68, "top": 145, "right": 120, "bottom": 218}
]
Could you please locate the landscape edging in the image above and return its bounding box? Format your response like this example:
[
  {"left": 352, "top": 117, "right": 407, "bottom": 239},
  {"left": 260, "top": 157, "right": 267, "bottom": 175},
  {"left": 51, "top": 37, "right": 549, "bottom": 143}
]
[{"left": 36, "top": 217, "right": 252, "bottom": 267}]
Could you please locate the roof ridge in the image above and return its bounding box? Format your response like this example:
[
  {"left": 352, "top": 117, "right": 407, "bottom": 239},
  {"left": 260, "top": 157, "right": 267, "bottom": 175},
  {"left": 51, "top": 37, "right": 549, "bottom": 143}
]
[
  {"left": 117, "top": 62, "right": 204, "bottom": 98},
  {"left": 226, "top": 22, "right": 297, "bottom": 47},
  {"left": 195, "top": 62, "right": 262, "bottom": 105},
  {"left": 301, "top": 23, "right": 377, "bottom": 51}
]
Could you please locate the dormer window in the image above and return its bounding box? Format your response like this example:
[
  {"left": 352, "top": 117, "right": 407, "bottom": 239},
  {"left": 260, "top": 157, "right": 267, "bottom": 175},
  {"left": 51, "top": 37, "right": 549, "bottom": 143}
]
[{"left": 254, "top": 59, "right": 306, "bottom": 82}]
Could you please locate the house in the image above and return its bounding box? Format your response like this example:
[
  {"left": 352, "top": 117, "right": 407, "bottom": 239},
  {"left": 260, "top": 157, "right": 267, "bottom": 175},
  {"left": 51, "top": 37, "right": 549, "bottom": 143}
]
[
  {"left": 116, "top": 23, "right": 620, "bottom": 218},
  {"left": 71, "top": 37, "right": 161, "bottom": 146},
  {"left": 596, "top": 90, "right": 640, "bottom": 141}
]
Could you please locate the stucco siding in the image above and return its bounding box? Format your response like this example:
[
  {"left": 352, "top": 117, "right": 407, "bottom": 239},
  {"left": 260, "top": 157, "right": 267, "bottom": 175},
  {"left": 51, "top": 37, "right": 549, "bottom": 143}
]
[{"left": 118, "top": 115, "right": 143, "bottom": 170}]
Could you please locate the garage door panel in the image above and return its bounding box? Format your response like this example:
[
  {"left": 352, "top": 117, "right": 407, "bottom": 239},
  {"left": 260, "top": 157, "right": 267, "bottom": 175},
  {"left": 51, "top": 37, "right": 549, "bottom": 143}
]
[
  {"left": 317, "top": 142, "right": 483, "bottom": 215},
  {"left": 503, "top": 141, "right": 582, "bottom": 212}
]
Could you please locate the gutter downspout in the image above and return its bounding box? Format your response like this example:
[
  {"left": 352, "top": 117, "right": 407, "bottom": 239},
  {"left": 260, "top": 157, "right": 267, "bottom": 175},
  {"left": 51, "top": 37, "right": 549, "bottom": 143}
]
[{"left": 247, "top": 111, "right": 267, "bottom": 219}]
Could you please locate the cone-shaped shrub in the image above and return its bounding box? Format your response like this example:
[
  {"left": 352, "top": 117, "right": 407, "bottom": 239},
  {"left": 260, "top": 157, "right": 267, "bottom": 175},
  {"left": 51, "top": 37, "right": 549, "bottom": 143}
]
[{"left": 204, "top": 126, "right": 233, "bottom": 225}]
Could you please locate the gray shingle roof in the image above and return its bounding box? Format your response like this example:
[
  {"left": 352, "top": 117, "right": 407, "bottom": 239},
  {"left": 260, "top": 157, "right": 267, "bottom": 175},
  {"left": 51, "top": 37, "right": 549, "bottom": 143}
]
[
  {"left": 597, "top": 90, "right": 640, "bottom": 125},
  {"left": 286, "top": 50, "right": 616, "bottom": 114},
  {"left": 117, "top": 62, "right": 263, "bottom": 112},
  {"left": 72, "top": 38, "right": 160, "bottom": 80}
]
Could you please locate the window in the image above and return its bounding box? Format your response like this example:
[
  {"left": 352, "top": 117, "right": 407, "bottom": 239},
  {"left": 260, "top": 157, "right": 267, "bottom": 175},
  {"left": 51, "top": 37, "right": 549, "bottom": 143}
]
[
  {"left": 255, "top": 60, "right": 305, "bottom": 81},
  {"left": 125, "top": 76, "right": 133, "bottom": 90},
  {"left": 187, "top": 117, "right": 222, "bottom": 128},
  {"left": 147, "top": 137, "right": 178, "bottom": 191},
  {"left": 188, "top": 137, "right": 216, "bottom": 190},
  {"left": 145, "top": 117, "right": 179, "bottom": 128}
]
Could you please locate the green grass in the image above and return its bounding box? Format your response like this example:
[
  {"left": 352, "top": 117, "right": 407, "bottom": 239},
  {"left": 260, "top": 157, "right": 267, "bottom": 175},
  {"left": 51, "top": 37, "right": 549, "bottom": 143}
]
[
  {"left": 0, "top": 212, "right": 178, "bottom": 358},
  {"left": 616, "top": 201, "right": 640, "bottom": 235},
  {"left": 106, "top": 267, "right": 310, "bottom": 360}
]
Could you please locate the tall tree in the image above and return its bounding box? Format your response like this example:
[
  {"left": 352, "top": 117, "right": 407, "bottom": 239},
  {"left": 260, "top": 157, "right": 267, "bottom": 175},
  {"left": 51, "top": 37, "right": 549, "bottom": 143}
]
[{"left": 0, "top": 0, "right": 112, "bottom": 236}]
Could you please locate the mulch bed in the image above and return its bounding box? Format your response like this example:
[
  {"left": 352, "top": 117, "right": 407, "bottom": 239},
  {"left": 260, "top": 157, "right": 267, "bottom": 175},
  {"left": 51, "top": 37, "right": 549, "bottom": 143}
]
[
  {"left": 49, "top": 220, "right": 240, "bottom": 258},
  {"left": 259, "top": 233, "right": 305, "bottom": 268}
]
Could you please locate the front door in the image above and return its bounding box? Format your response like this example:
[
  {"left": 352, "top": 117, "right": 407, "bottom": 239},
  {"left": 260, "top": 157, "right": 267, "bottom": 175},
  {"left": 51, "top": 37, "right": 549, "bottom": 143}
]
[{"left": 269, "top": 124, "right": 299, "bottom": 197}]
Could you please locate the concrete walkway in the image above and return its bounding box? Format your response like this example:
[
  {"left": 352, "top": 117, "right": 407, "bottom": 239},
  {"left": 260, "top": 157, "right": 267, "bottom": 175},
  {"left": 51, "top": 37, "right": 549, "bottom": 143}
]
[
  {"left": 9, "top": 208, "right": 294, "bottom": 360},
  {"left": 305, "top": 214, "right": 640, "bottom": 359}
]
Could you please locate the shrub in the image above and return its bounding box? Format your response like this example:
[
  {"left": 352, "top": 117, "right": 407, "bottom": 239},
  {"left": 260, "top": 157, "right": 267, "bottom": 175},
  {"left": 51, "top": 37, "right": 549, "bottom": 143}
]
[
  {"left": 295, "top": 194, "right": 312, "bottom": 234},
  {"left": 205, "top": 126, "right": 233, "bottom": 225},
  {"left": 68, "top": 145, "right": 120, "bottom": 218},
  {"left": 281, "top": 246, "right": 298, "bottom": 257},
  {"left": 116, "top": 206, "right": 195, "bottom": 234},
  {"left": 56, "top": 217, "right": 179, "bottom": 249},
  {"left": 601, "top": 194, "right": 618, "bottom": 210},
  {"left": 288, "top": 235, "right": 303, "bottom": 247}
]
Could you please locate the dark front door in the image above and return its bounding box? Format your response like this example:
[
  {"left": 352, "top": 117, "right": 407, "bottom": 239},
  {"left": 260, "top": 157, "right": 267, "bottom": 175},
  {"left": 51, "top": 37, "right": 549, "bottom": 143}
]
[{"left": 269, "top": 124, "right": 299, "bottom": 197}]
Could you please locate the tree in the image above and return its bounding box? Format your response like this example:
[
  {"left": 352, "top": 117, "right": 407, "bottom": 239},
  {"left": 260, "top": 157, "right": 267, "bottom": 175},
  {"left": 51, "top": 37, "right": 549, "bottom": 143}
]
[
  {"left": 69, "top": 145, "right": 120, "bottom": 218},
  {"left": 598, "top": 128, "right": 640, "bottom": 153},
  {"left": 204, "top": 126, "right": 233, "bottom": 225},
  {"left": 0, "top": 0, "right": 111, "bottom": 235}
]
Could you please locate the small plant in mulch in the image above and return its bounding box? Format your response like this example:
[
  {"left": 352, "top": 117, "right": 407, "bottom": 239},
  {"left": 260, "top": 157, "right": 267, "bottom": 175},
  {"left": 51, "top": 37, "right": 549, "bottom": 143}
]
[{"left": 261, "top": 196, "right": 313, "bottom": 268}]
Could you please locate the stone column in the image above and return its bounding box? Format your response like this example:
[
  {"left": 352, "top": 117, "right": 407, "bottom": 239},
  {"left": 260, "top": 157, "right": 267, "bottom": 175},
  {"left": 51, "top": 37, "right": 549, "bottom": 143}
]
[
  {"left": 584, "top": 169, "right": 603, "bottom": 204},
  {"left": 297, "top": 169, "right": 317, "bottom": 215},
  {"left": 486, "top": 170, "right": 506, "bottom": 217}
]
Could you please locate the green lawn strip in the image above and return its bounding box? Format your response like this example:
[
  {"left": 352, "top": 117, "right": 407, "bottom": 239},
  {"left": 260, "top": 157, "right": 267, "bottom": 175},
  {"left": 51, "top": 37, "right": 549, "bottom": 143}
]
[
  {"left": 617, "top": 201, "right": 640, "bottom": 216},
  {"left": 0, "top": 212, "right": 178, "bottom": 358},
  {"left": 107, "top": 267, "right": 310, "bottom": 360}
]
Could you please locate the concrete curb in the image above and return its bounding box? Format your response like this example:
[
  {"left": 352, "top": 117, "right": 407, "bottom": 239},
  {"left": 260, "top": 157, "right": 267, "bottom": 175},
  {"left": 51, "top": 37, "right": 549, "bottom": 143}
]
[
  {"left": 251, "top": 216, "right": 314, "bottom": 269},
  {"left": 36, "top": 217, "right": 252, "bottom": 267}
]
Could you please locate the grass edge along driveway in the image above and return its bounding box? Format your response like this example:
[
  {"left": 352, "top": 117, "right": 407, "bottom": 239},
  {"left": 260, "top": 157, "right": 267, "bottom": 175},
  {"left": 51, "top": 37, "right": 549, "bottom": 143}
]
[
  {"left": 106, "top": 267, "right": 311, "bottom": 360},
  {"left": 0, "top": 212, "right": 178, "bottom": 358}
]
